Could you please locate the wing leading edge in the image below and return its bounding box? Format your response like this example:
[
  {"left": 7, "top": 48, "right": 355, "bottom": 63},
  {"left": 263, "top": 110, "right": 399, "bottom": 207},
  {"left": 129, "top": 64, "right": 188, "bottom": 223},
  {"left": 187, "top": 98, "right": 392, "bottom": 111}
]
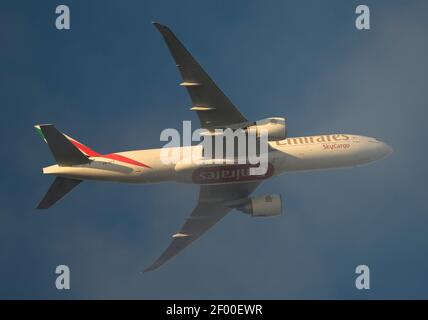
[{"left": 144, "top": 182, "right": 260, "bottom": 272}]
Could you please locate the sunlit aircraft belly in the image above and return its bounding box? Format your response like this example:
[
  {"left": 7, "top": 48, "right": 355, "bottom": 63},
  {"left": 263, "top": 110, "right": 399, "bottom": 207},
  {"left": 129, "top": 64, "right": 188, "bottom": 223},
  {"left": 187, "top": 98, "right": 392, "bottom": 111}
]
[
  {"left": 143, "top": 134, "right": 389, "bottom": 184},
  {"left": 42, "top": 134, "right": 391, "bottom": 184},
  {"left": 272, "top": 134, "right": 392, "bottom": 173}
]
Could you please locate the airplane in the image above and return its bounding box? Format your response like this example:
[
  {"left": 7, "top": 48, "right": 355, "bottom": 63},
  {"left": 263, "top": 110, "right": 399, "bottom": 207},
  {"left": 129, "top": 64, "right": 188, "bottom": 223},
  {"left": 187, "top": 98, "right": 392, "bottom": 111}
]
[{"left": 35, "top": 22, "right": 393, "bottom": 272}]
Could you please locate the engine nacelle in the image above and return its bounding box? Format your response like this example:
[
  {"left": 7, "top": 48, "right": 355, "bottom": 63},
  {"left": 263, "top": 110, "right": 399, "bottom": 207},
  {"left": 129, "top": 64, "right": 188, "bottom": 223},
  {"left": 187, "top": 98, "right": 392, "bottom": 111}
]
[
  {"left": 246, "top": 117, "right": 287, "bottom": 141},
  {"left": 239, "top": 194, "right": 283, "bottom": 217}
]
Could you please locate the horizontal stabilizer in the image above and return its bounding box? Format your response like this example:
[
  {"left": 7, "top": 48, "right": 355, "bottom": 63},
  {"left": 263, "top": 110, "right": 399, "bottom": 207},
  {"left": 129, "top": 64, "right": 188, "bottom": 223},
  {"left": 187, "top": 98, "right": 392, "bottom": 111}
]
[
  {"left": 37, "top": 177, "right": 82, "bottom": 209},
  {"left": 35, "top": 124, "right": 90, "bottom": 166}
]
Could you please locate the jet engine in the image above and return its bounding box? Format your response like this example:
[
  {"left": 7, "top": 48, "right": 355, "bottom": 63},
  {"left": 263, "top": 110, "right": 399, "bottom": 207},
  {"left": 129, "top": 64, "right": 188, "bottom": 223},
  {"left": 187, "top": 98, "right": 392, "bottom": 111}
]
[
  {"left": 246, "top": 117, "right": 287, "bottom": 141},
  {"left": 238, "top": 194, "right": 283, "bottom": 217}
]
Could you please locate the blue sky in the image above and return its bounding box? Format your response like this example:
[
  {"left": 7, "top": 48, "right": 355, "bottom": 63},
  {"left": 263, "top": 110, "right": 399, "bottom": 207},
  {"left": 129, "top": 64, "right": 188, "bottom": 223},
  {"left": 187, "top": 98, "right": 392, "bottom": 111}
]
[{"left": 1, "top": 0, "right": 427, "bottom": 298}]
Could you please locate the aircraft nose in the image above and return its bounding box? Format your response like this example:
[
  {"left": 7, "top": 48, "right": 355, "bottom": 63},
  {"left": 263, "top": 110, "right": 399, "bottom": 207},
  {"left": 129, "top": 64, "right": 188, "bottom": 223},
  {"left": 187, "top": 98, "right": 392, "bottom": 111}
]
[
  {"left": 378, "top": 141, "right": 393, "bottom": 159},
  {"left": 384, "top": 142, "right": 393, "bottom": 156}
]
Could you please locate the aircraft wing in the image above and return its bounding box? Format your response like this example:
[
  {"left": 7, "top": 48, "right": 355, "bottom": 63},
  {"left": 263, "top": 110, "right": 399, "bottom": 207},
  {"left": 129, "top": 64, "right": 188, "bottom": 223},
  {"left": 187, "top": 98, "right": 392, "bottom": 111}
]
[
  {"left": 153, "top": 22, "right": 248, "bottom": 130},
  {"left": 144, "top": 182, "right": 260, "bottom": 272}
]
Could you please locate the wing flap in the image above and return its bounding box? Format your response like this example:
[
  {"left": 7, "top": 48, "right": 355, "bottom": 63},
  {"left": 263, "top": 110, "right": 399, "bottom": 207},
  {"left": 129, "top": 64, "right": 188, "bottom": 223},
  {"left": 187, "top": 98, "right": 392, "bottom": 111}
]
[
  {"left": 144, "top": 182, "right": 261, "bottom": 272},
  {"left": 153, "top": 22, "right": 248, "bottom": 129},
  {"left": 144, "top": 203, "right": 230, "bottom": 272}
]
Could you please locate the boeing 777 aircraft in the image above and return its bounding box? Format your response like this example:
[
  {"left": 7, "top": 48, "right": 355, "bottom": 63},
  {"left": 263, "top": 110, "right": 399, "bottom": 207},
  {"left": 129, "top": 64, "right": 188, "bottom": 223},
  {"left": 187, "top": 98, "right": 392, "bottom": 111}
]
[{"left": 35, "top": 22, "right": 392, "bottom": 271}]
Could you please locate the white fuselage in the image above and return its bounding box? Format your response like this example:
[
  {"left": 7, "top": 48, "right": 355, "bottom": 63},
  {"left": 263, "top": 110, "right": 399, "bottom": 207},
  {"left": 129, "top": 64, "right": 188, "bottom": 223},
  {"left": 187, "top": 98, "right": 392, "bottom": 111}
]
[{"left": 42, "top": 134, "right": 392, "bottom": 184}]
